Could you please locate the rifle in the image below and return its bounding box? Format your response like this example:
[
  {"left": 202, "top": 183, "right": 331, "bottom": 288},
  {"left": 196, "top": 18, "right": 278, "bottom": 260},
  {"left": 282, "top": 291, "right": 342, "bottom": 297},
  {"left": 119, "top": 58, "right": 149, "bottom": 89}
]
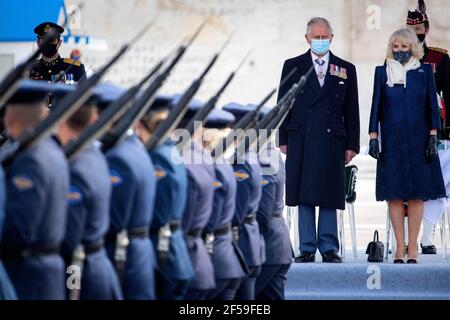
[
  {"left": 211, "top": 67, "right": 298, "bottom": 160},
  {"left": 100, "top": 20, "right": 208, "bottom": 152},
  {"left": 144, "top": 30, "right": 233, "bottom": 151},
  {"left": 64, "top": 59, "right": 166, "bottom": 160},
  {"left": 178, "top": 49, "right": 251, "bottom": 150}
]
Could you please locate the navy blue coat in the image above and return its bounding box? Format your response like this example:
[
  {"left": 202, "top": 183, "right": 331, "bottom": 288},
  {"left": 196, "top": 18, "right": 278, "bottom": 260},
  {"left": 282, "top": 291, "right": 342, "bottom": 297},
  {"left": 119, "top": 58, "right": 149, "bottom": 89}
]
[
  {"left": 62, "top": 144, "right": 123, "bottom": 300},
  {"left": 232, "top": 151, "right": 264, "bottom": 268},
  {"left": 182, "top": 142, "right": 216, "bottom": 290},
  {"left": 369, "top": 64, "right": 446, "bottom": 201},
  {"left": 208, "top": 163, "right": 246, "bottom": 280},
  {"left": 258, "top": 145, "right": 292, "bottom": 265},
  {"left": 149, "top": 141, "right": 193, "bottom": 281},
  {"left": 0, "top": 167, "right": 17, "bottom": 300},
  {"left": 1, "top": 137, "right": 69, "bottom": 300},
  {"left": 278, "top": 50, "right": 360, "bottom": 210},
  {"left": 105, "top": 134, "right": 157, "bottom": 300}
]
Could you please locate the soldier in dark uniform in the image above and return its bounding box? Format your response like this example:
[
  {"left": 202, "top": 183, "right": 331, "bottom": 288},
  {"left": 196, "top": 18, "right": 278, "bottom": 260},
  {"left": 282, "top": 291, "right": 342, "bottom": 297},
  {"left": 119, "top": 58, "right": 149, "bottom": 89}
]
[
  {"left": 102, "top": 86, "right": 157, "bottom": 300},
  {"left": 29, "top": 22, "right": 86, "bottom": 84},
  {"left": 255, "top": 135, "right": 293, "bottom": 300},
  {"left": 0, "top": 81, "right": 70, "bottom": 299},
  {"left": 406, "top": 0, "right": 450, "bottom": 255},
  {"left": 135, "top": 97, "right": 194, "bottom": 300},
  {"left": 201, "top": 109, "right": 247, "bottom": 301},
  {"left": 55, "top": 89, "right": 123, "bottom": 300},
  {"left": 222, "top": 103, "right": 265, "bottom": 301},
  {"left": 177, "top": 99, "right": 216, "bottom": 300}
]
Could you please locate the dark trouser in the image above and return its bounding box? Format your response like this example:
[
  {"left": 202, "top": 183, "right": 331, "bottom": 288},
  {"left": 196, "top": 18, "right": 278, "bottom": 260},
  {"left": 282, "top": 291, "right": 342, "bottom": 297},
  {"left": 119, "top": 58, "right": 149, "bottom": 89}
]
[
  {"left": 255, "top": 264, "right": 291, "bottom": 300},
  {"left": 184, "top": 289, "right": 210, "bottom": 300},
  {"left": 298, "top": 204, "right": 339, "bottom": 255},
  {"left": 234, "top": 266, "right": 262, "bottom": 300},
  {"left": 206, "top": 278, "right": 242, "bottom": 300},
  {"left": 155, "top": 269, "right": 189, "bottom": 300}
]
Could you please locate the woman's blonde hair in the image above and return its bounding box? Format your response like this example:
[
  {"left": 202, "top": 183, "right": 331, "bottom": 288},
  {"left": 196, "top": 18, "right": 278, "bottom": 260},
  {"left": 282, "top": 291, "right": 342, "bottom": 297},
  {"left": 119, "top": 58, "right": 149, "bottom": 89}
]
[{"left": 386, "top": 28, "right": 424, "bottom": 60}]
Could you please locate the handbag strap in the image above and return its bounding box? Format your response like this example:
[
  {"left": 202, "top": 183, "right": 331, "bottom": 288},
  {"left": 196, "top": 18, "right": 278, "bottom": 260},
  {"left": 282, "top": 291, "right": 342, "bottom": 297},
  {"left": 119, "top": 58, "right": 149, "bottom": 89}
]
[{"left": 373, "top": 230, "right": 379, "bottom": 242}]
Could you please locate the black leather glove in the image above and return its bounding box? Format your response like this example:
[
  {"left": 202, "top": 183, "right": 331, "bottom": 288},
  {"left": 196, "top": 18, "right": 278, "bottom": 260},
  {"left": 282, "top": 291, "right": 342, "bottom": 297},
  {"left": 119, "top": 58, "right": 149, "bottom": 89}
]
[
  {"left": 426, "top": 135, "right": 438, "bottom": 160},
  {"left": 368, "top": 138, "right": 381, "bottom": 160}
]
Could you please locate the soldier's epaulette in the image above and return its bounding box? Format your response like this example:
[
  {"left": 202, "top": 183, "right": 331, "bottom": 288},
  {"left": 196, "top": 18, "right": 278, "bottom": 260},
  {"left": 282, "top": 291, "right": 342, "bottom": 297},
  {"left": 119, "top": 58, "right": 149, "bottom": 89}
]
[
  {"left": 429, "top": 47, "right": 448, "bottom": 55},
  {"left": 63, "top": 58, "right": 82, "bottom": 66}
]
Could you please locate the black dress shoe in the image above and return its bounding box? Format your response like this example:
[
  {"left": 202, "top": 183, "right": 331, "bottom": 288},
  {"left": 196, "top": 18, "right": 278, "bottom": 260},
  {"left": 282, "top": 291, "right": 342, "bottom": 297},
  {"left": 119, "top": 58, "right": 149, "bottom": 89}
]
[
  {"left": 294, "top": 252, "right": 316, "bottom": 263},
  {"left": 322, "top": 251, "right": 342, "bottom": 263},
  {"left": 407, "top": 259, "right": 418, "bottom": 264},
  {"left": 421, "top": 244, "right": 437, "bottom": 255},
  {"left": 393, "top": 258, "right": 405, "bottom": 264}
]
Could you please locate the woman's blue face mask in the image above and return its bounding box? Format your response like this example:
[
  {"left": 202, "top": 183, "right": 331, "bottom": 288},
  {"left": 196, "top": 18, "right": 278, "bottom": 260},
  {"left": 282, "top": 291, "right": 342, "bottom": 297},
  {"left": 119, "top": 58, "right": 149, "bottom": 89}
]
[{"left": 393, "top": 50, "right": 412, "bottom": 64}]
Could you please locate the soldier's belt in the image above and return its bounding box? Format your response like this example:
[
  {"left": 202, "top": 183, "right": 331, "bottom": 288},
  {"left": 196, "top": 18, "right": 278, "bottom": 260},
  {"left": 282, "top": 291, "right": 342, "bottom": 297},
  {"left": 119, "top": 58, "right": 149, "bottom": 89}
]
[
  {"left": 150, "top": 220, "right": 182, "bottom": 235},
  {"left": 213, "top": 224, "right": 232, "bottom": 237},
  {"left": 106, "top": 227, "right": 149, "bottom": 241},
  {"left": 83, "top": 239, "right": 104, "bottom": 255},
  {"left": 186, "top": 228, "right": 203, "bottom": 239},
  {"left": 0, "top": 243, "right": 60, "bottom": 260},
  {"left": 244, "top": 214, "right": 256, "bottom": 224}
]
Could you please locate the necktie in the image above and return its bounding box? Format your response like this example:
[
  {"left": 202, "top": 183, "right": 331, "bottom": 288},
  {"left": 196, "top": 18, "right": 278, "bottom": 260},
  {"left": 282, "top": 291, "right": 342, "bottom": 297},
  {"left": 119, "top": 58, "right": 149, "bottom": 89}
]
[{"left": 315, "top": 58, "right": 325, "bottom": 86}]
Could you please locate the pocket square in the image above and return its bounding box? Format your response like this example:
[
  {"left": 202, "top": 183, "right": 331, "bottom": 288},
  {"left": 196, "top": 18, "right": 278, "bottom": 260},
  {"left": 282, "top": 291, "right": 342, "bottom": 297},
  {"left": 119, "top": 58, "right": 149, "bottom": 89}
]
[{"left": 339, "top": 81, "right": 345, "bottom": 85}]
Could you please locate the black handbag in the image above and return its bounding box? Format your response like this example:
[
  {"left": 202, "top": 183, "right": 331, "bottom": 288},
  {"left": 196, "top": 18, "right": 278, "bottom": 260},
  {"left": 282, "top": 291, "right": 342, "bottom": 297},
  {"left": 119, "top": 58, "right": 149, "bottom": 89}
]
[{"left": 366, "top": 230, "right": 384, "bottom": 262}]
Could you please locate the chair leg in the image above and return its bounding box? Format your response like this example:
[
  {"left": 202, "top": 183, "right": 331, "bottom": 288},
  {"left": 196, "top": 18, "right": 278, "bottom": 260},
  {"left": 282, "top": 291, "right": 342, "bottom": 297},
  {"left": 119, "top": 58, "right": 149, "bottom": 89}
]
[
  {"left": 348, "top": 202, "right": 357, "bottom": 258},
  {"left": 385, "top": 207, "right": 391, "bottom": 262},
  {"left": 440, "top": 213, "right": 448, "bottom": 262},
  {"left": 338, "top": 209, "right": 345, "bottom": 261}
]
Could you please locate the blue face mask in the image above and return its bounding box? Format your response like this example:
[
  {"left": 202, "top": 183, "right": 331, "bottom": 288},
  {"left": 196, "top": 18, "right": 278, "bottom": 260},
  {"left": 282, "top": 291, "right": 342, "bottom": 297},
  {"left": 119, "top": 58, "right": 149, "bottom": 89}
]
[
  {"left": 311, "top": 39, "right": 331, "bottom": 55},
  {"left": 393, "top": 50, "right": 412, "bottom": 64}
]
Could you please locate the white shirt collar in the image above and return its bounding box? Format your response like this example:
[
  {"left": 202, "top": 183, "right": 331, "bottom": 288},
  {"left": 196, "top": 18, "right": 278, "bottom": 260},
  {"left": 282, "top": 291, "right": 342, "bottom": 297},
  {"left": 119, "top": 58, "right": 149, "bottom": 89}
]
[{"left": 310, "top": 50, "right": 330, "bottom": 64}]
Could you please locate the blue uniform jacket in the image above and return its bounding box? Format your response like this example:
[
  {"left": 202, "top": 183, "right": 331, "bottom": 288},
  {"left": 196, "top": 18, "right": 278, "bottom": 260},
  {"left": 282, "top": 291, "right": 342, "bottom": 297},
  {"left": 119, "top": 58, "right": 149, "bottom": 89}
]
[
  {"left": 258, "top": 145, "right": 292, "bottom": 265},
  {"left": 149, "top": 140, "right": 193, "bottom": 281},
  {"left": 105, "top": 134, "right": 157, "bottom": 300},
  {"left": 62, "top": 144, "right": 123, "bottom": 300},
  {"left": 182, "top": 142, "right": 216, "bottom": 290},
  {"left": 1, "top": 137, "right": 69, "bottom": 300},
  {"left": 207, "top": 163, "right": 246, "bottom": 280},
  {"left": 232, "top": 150, "right": 264, "bottom": 267}
]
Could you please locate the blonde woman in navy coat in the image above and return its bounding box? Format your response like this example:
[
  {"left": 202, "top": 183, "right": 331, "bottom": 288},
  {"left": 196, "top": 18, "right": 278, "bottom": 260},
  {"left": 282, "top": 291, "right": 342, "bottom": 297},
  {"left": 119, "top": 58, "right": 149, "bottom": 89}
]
[{"left": 368, "top": 28, "right": 446, "bottom": 264}]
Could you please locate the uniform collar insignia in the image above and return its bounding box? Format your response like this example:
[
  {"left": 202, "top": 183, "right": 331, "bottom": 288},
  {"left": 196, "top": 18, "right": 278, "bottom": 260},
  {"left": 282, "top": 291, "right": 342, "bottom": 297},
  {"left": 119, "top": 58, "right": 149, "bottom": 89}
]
[
  {"left": 234, "top": 169, "right": 250, "bottom": 182},
  {"left": 154, "top": 165, "right": 167, "bottom": 180},
  {"left": 110, "top": 170, "right": 123, "bottom": 187},
  {"left": 66, "top": 185, "right": 83, "bottom": 205}
]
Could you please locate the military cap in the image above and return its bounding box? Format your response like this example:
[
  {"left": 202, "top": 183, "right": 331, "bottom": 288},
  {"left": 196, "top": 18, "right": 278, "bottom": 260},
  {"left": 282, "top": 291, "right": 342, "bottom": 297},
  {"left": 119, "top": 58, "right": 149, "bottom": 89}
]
[
  {"left": 34, "top": 22, "right": 64, "bottom": 38},
  {"left": 407, "top": 0, "right": 428, "bottom": 26},
  {"left": 204, "top": 108, "right": 235, "bottom": 129},
  {"left": 93, "top": 83, "right": 127, "bottom": 110},
  {"left": 222, "top": 102, "right": 270, "bottom": 123},
  {"left": 7, "top": 80, "right": 71, "bottom": 105}
]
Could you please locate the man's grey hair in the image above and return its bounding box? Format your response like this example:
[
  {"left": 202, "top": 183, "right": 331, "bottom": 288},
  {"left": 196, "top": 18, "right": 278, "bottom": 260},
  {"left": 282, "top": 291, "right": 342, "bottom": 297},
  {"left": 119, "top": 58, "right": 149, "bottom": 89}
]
[{"left": 306, "top": 17, "right": 333, "bottom": 37}]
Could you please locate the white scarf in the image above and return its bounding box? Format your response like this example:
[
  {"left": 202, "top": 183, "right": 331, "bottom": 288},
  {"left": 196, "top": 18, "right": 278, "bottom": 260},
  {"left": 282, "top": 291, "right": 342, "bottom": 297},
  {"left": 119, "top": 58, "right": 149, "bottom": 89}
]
[{"left": 386, "top": 57, "right": 421, "bottom": 88}]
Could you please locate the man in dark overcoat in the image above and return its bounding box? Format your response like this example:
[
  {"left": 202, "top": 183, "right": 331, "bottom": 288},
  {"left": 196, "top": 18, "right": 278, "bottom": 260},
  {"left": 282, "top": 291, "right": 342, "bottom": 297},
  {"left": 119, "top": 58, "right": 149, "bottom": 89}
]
[{"left": 277, "top": 17, "right": 360, "bottom": 263}]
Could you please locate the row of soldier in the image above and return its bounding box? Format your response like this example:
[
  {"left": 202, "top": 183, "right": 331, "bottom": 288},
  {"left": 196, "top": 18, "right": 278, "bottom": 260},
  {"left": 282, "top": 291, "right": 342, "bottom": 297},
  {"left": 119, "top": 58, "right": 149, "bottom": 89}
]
[{"left": 0, "top": 20, "right": 299, "bottom": 300}]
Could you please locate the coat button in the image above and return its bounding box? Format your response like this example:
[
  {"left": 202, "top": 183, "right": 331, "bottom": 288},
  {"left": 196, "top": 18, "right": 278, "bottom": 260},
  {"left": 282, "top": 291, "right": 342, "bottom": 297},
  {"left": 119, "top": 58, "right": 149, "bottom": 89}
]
[
  {"left": 300, "top": 90, "right": 304, "bottom": 95},
  {"left": 327, "top": 129, "right": 331, "bottom": 133},
  {"left": 335, "top": 94, "right": 339, "bottom": 98}
]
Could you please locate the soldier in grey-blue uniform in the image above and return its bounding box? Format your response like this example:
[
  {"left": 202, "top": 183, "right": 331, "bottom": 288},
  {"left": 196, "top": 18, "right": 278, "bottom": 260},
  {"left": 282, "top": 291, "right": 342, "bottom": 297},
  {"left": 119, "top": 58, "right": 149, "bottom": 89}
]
[
  {"left": 223, "top": 103, "right": 264, "bottom": 301},
  {"left": 0, "top": 81, "right": 70, "bottom": 299},
  {"left": 202, "top": 109, "right": 247, "bottom": 300},
  {"left": 56, "top": 88, "right": 123, "bottom": 300},
  {"left": 135, "top": 96, "right": 194, "bottom": 300},
  {"left": 177, "top": 100, "right": 216, "bottom": 300},
  {"left": 102, "top": 85, "right": 157, "bottom": 300},
  {"left": 255, "top": 140, "right": 292, "bottom": 300}
]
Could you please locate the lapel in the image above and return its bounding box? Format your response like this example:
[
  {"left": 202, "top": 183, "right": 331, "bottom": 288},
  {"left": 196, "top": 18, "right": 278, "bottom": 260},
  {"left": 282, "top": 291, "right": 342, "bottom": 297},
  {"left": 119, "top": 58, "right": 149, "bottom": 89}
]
[{"left": 297, "top": 50, "right": 321, "bottom": 94}]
